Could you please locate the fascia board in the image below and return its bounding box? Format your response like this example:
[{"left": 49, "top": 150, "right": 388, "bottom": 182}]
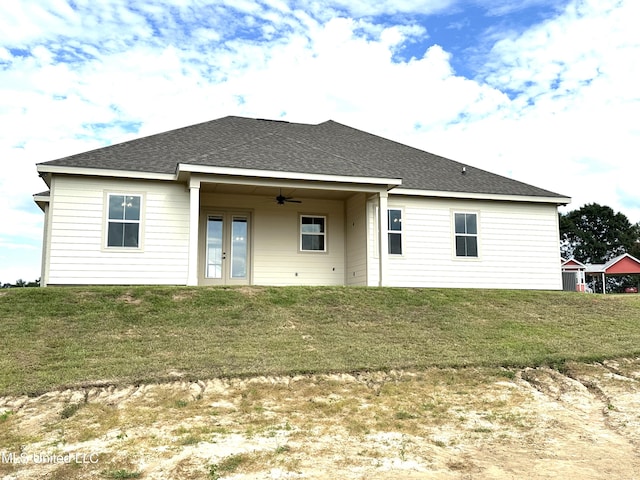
[
  {"left": 36, "top": 165, "right": 176, "bottom": 181},
  {"left": 178, "top": 163, "right": 402, "bottom": 187},
  {"left": 189, "top": 173, "right": 389, "bottom": 193},
  {"left": 392, "top": 188, "right": 572, "bottom": 205},
  {"left": 585, "top": 265, "right": 606, "bottom": 273},
  {"left": 33, "top": 193, "right": 50, "bottom": 203},
  {"left": 33, "top": 192, "right": 50, "bottom": 212}
]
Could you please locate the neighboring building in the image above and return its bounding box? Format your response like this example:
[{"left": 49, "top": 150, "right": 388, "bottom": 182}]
[
  {"left": 561, "top": 258, "right": 587, "bottom": 292},
  {"left": 584, "top": 253, "right": 640, "bottom": 294},
  {"left": 34, "top": 116, "right": 570, "bottom": 288}
]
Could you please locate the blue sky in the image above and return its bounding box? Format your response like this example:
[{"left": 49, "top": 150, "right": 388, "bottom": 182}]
[{"left": 1, "top": 0, "right": 639, "bottom": 283}]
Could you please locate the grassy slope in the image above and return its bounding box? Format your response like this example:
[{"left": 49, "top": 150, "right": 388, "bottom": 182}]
[{"left": 1, "top": 286, "right": 639, "bottom": 396}]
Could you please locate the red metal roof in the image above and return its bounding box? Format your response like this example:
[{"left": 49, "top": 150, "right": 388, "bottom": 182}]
[
  {"left": 605, "top": 254, "right": 640, "bottom": 274},
  {"left": 586, "top": 253, "right": 640, "bottom": 275}
]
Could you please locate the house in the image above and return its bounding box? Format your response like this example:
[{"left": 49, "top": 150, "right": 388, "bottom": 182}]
[{"left": 33, "top": 116, "right": 571, "bottom": 288}]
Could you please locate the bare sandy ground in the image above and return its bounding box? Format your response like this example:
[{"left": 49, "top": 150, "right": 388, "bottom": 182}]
[{"left": 1, "top": 358, "right": 640, "bottom": 479}]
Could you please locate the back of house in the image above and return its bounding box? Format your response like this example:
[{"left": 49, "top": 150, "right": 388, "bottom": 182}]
[{"left": 34, "top": 116, "right": 570, "bottom": 288}]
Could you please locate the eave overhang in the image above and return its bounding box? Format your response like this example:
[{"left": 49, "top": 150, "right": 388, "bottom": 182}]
[
  {"left": 392, "top": 188, "right": 571, "bottom": 205},
  {"left": 36, "top": 164, "right": 176, "bottom": 181},
  {"left": 35, "top": 164, "right": 569, "bottom": 204},
  {"left": 33, "top": 191, "right": 50, "bottom": 212},
  {"left": 176, "top": 164, "right": 402, "bottom": 190}
]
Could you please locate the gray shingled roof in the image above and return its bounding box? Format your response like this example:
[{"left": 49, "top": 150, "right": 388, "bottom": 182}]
[{"left": 40, "top": 116, "right": 567, "bottom": 198}]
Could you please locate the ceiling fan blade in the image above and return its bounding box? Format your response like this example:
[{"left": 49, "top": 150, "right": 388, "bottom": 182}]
[{"left": 276, "top": 189, "right": 302, "bottom": 204}]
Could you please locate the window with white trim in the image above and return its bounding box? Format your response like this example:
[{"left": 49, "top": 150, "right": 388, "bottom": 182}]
[
  {"left": 107, "top": 194, "right": 141, "bottom": 248},
  {"left": 388, "top": 209, "right": 402, "bottom": 255},
  {"left": 454, "top": 212, "right": 478, "bottom": 257},
  {"left": 300, "top": 215, "right": 326, "bottom": 252}
]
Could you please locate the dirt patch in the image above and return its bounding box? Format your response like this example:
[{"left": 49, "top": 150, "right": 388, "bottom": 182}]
[
  {"left": 1, "top": 360, "right": 640, "bottom": 479},
  {"left": 117, "top": 292, "right": 142, "bottom": 305},
  {"left": 235, "top": 286, "right": 267, "bottom": 297},
  {"left": 172, "top": 290, "right": 198, "bottom": 301}
]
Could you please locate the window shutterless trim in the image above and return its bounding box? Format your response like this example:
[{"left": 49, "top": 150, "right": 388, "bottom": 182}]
[
  {"left": 103, "top": 192, "right": 145, "bottom": 251},
  {"left": 299, "top": 214, "right": 327, "bottom": 252},
  {"left": 453, "top": 211, "right": 479, "bottom": 258},
  {"left": 387, "top": 208, "right": 403, "bottom": 255}
]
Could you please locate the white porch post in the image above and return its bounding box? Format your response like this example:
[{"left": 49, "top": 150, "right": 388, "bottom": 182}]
[
  {"left": 187, "top": 177, "right": 201, "bottom": 286},
  {"left": 378, "top": 191, "right": 388, "bottom": 287},
  {"left": 40, "top": 203, "right": 51, "bottom": 287}
]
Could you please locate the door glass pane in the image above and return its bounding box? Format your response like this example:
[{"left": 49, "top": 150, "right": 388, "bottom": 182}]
[
  {"left": 206, "top": 216, "right": 223, "bottom": 278},
  {"left": 231, "top": 217, "right": 248, "bottom": 278}
]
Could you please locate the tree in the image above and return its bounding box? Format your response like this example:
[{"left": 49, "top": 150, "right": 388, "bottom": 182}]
[
  {"left": 631, "top": 238, "right": 640, "bottom": 260},
  {"left": 560, "top": 203, "right": 640, "bottom": 264}
]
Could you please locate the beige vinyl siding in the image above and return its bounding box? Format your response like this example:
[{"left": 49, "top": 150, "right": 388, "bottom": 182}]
[
  {"left": 46, "top": 176, "right": 189, "bottom": 285},
  {"left": 345, "top": 193, "right": 367, "bottom": 286},
  {"left": 200, "top": 193, "right": 345, "bottom": 286},
  {"left": 368, "top": 196, "right": 562, "bottom": 289}
]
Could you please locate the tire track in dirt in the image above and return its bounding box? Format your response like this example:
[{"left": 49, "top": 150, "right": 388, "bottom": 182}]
[{"left": 2, "top": 362, "right": 640, "bottom": 479}]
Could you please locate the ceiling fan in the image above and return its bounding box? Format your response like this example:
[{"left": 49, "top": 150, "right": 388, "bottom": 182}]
[{"left": 276, "top": 189, "right": 302, "bottom": 205}]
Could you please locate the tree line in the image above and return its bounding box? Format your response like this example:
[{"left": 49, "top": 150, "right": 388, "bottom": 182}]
[{"left": 1, "top": 279, "right": 41, "bottom": 289}]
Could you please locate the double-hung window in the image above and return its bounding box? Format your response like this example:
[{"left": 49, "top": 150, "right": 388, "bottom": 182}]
[
  {"left": 454, "top": 212, "right": 478, "bottom": 257},
  {"left": 300, "top": 215, "right": 326, "bottom": 252},
  {"left": 107, "top": 194, "right": 142, "bottom": 248},
  {"left": 388, "top": 209, "right": 402, "bottom": 255}
]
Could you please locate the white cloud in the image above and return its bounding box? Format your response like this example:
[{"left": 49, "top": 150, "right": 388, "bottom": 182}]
[
  {"left": 478, "top": 0, "right": 566, "bottom": 16},
  {"left": 405, "top": 0, "right": 640, "bottom": 223},
  {"left": 296, "top": 0, "right": 455, "bottom": 17}
]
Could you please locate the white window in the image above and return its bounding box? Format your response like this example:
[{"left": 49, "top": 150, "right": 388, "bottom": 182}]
[
  {"left": 388, "top": 209, "right": 402, "bottom": 255},
  {"left": 454, "top": 212, "right": 478, "bottom": 257},
  {"left": 300, "top": 215, "right": 326, "bottom": 252},
  {"left": 107, "top": 194, "right": 141, "bottom": 248}
]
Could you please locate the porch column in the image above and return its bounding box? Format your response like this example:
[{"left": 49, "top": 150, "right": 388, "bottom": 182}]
[
  {"left": 378, "top": 191, "right": 388, "bottom": 287},
  {"left": 40, "top": 203, "right": 51, "bottom": 287},
  {"left": 187, "top": 178, "right": 201, "bottom": 286}
]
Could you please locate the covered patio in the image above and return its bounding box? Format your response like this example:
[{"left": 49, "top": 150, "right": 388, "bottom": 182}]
[{"left": 585, "top": 253, "right": 640, "bottom": 294}]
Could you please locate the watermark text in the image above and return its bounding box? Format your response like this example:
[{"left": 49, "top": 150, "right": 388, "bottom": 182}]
[{"left": 1, "top": 451, "right": 99, "bottom": 465}]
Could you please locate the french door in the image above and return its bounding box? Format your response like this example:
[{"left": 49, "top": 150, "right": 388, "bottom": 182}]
[{"left": 204, "top": 212, "right": 251, "bottom": 285}]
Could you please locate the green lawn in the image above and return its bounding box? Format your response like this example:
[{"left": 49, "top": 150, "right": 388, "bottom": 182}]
[{"left": 1, "top": 286, "right": 639, "bottom": 396}]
